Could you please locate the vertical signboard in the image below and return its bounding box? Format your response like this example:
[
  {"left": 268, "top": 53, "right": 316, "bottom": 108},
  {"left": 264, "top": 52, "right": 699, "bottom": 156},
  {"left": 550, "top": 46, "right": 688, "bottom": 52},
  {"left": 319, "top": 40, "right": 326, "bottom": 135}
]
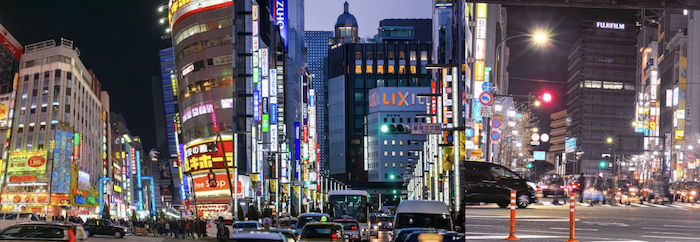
[
  {"left": 273, "top": 0, "right": 289, "bottom": 50},
  {"left": 270, "top": 125, "right": 278, "bottom": 152},
  {"left": 295, "top": 122, "right": 301, "bottom": 160},
  {"left": 253, "top": 91, "right": 260, "bottom": 121}
]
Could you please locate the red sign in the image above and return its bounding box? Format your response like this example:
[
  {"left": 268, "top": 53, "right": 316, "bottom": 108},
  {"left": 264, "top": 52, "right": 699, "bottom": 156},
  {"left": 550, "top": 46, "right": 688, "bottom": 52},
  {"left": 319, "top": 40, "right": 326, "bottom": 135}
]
[
  {"left": 9, "top": 175, "right": 36, "bottom": 183},
  {"left": 0, "top": 23, "right": 22, "bottom": 59},
  {"left": 28, "top": 156, "right": 45, "bottom": 167},
  {"left": 303, "top": 126, "right": 309, "bottom": 143},
  {"left": 192, "top": 175, "right": 243, "bottom": 195}
]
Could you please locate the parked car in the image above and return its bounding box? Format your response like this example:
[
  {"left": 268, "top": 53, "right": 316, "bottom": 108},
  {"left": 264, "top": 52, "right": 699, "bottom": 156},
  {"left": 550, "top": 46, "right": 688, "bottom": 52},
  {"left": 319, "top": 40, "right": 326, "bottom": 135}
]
[
  {"left": 462, "top": 161, "right": 538, "bottom": 208},
  {"left": 82, "top": 219, "right": 126, "bottom": 238},
  {"left": 0, "top": 212, "right": 41, "bottom": 230},
  {"left": 0, "top": 221, "right": 88, "bottom": 241}
]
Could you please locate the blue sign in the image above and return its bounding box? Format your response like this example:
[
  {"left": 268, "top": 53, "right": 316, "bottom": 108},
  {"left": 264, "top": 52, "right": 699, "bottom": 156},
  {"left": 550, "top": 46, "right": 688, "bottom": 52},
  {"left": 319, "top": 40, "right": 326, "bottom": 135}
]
[
  {"left": 490, "top": 131, "right": 500, "bottom": 141},
  {"left": 482, "top": 82, "right": 493, "bottom": 92},
  {"left": 310, "top": 93, "right": 315, "bottom": 107},
  {"left": 253, "top": 91, "right": 260, "bottom": 121},
  {"left": 294, "top": 122, "right": 300, "bottom": 160},
  {"left": 473, "top": 98, "right": 482, "bottom": 122},
  {"left": 534, "top": 151, "right": 546, "bottom": 161},
  {"left": 270, "top": 103, "right": 278, "bottom": 124},
  {"left": 491, "top": 119, "right": 501, "bottom": 129},
  {"left": 75, "top": 195, "right": 85, "bottom": 205},
  {"left": 465, "top": 128, "right": 475, "bottom": 137},
  {"left": 273, "top": 0, "right": 289, "bottom": 50},
  {"left": 256, "top": 191, "right": 262, "bottom": 197}
]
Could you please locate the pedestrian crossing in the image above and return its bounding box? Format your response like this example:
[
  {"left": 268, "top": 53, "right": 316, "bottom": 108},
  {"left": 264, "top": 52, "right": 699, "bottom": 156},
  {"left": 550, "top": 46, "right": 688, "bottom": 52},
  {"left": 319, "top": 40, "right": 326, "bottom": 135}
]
[{"left": 535, "top": 201, "right": 700, "bottom": 210}]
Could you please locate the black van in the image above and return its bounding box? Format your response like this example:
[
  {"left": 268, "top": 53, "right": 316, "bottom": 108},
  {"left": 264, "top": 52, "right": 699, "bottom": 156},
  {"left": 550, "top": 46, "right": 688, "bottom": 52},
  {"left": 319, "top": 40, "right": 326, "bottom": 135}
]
[{"left": 463, "top": 161, "right": 538, "bottom": 208}]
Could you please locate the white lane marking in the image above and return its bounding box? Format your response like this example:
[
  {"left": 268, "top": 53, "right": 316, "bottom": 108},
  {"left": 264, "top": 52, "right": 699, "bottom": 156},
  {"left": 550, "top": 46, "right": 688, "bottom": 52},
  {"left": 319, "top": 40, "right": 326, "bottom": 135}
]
[
  {"left": 663, "top": 224, "right": 700, "bottom": 228},
  {"left": 668, "top": 204, "right": 689, "bottom": 210},
  {"left": 645, "top": 203, "right": 671, "bottom": 208},
  {"left": 520, "top": 219, "right": 580, "bottom": 222},
  {"left": 642, "top": 235, "right": 699, "bottom": 240},
  {"left": 581, "top": 221, "right": 629, "bottom": 226},
  {"left": 464, "top": 235, "right": 567, "bottom": 239},
  {"left": 549, "top": 227, "right": 598, "bottom": 231},
  {"left": 586, "top": 240, "right": 647, "bottom": 242},
  {"left": 542, "top": 201, "right": 553, "bottom": 205},
  {"left": 629, "top": 203, "right": 649, "bottom": 207},
  {"left": 577, "top": 202, "right": 590, "bottom": 206},
  {"left": 645, "top": 231, "right": 697, "bottom": 235},
  {"left": 642, "top": 227, "right": 697, "bottom": 231}
]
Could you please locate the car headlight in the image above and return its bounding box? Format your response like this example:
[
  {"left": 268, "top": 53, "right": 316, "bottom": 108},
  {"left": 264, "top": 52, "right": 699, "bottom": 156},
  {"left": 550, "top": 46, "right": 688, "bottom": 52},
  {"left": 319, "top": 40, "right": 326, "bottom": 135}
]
[
  {"left": 373, "top": 226, "right": 377, "bottom": 229},
  {"left": 692, "top": 191, "right": 697, "bottom": 196}
]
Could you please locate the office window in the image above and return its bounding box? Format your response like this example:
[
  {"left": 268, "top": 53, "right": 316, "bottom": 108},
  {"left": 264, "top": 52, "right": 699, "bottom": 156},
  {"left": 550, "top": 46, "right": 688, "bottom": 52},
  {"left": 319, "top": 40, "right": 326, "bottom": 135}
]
[
  {"left": 410, "top": 51, "right": 417, "bottom": 61},
  {"left": 399, "top": 66, "right": 406, "bottom": 74},
  {"left": 421, "top": 51, "right": 428, "bottom": 61},
  {"left": 400, "top": 151, "right": 404, "bottom": 156},
  {"left": 355, "top": 65, "right": 361, "bottom": 73},
  {"left": 385, "top": 173, "right": 388, "bottom": 178},
  {"left": 399, "top": 51, "right": 405, "bottom": 60},
  {"left": 410, "top": 65, "right": 417, "bottom": 74},
  {"left": 385, "top": 162, "right": 388, "bottom": 168},
  {"left": 384, "top": 140, "right": 387, "bottom": 145},
  {"left": 388, "top": 65, "right": 395, "bottom": 74},
  {"left": 377, "top": 66, "right": 384, "bottom": 74},
  {"left": 392, "top": 162, "right": 396, "bottom": 167},
  {"left": 392, "top": 151, "right": 396, "bottom": 156},
  {"left": 392, "top": 140, "right": 395, "bottom": 145},
  {"left": 367, "top": 52, "right": 372, "bottom": 59},
  {"left": 378, "top": 52, "right": 383, "bottom": 59},
  {"left": 384, "top": 151, "right": 388, "bottom": 156},
  {"left": 400, "top": 140, "right": 404, "bottom": 145},
  {"left": 356, "top": 52, "right": 361, "bottom": 60},
  {"left": 400, "top": 162, "right": 404, "bottom": 167},
  {"left": 366, "top": 65, "right": 373, "bottom": 74}
]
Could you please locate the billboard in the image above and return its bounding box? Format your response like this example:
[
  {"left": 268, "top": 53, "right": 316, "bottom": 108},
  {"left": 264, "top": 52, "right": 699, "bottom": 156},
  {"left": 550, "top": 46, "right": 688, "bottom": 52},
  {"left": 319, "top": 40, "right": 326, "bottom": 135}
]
[
  {"left": 51, "top": 130, "right": 73, "bottom": 193},
  {"left": 78, "top": 171, "right": 90, "bottom": 191},
  {"left": 565, "top": 137, "right": 577, "bottom": 153},
  {"left": 183, "top": 139, "right": 234, "bottom": 173},
  {"left": 168, "top": 0, "right": 233, "bottom": 27},
  {"left": 192, "top": 174, "right": 251, "bottom": 199},
  {"left": 0, "top": 22, "right": 23, "bottom": 59},
  {"left": 0, "top": 94, "right": 10, "bottom": 128},
  {"left": 368, "top": 87, "right": 430, "bottom": 113},
  {"left": 8, "top": 151, "right": 47, "bottom": 175}
]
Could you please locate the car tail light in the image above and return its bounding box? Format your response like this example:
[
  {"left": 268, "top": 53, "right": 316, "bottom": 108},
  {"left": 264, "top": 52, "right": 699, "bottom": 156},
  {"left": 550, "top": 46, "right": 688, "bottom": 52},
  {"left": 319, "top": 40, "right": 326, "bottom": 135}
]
[
  {"left": 351, "top": 226, "right": 357, "bottom": 230},
  {"left": 332, "top": 233, "right": 338, "bottom": 240},
  {"left": 541, "top": 185, "right": 548, "bottom": 189}
]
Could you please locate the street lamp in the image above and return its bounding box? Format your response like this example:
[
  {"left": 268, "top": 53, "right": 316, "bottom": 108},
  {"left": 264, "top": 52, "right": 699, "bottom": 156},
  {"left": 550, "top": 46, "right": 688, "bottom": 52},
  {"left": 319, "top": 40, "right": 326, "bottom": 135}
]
[{"left": 607, "top": 137, "right": 613, "bottom": 144}]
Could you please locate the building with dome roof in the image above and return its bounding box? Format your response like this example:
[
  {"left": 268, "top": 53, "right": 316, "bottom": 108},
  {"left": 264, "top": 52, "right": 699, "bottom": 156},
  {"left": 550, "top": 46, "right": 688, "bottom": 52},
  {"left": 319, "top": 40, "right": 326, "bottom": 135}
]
[{"left": 334, "top": 2, "right": 359, "bottom": 44}]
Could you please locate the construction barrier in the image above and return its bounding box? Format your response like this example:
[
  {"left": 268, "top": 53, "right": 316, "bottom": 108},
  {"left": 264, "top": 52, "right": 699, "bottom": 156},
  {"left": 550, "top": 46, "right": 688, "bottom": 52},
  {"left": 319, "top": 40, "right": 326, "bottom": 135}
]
[
  {"left": 566, "top": 192, "right": 579, "bottom": 242},
  {"left": 505, "top": 190, "right": 519, "bottom": 241}
]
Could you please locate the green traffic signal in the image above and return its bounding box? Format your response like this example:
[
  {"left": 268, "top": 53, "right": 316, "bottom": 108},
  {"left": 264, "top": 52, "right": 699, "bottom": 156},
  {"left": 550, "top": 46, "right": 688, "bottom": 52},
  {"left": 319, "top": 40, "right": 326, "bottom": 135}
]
[
  {"left": 393, "top": 190, "right": 397, "bottom": 194},
  {"left": 599, "top": 161, "right": 607, "bottom": 168},
  {"left": 526, "top": 163, "right": 533, "bottom": 169},
  {"left": 390, "top": 174, "right": 395, "bottom": 179},
  {"left": 381, "top": 125, "right": 389, "bottom": 133}
]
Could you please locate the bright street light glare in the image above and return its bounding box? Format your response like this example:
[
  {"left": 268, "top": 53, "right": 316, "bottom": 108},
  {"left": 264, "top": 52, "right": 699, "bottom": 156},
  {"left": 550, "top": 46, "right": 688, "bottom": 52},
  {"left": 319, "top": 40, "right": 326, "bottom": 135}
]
[
  {"left": 532, "top": 32, "right": 549, "bottom": 44},
  {"left": 606, "top": 137, "right": 613, "bottom": 144},
  {"left": 534, "top": 100, "right": 541, "bottom": 107}
]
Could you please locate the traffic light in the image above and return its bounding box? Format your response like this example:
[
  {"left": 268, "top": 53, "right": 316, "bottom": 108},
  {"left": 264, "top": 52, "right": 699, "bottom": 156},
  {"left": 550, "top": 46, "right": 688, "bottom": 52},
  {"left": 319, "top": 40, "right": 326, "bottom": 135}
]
[
  {"left": 526, "top": 162, "right": 534, "bottom": 169},
  {"left": 381, "top": 124, "right": 410, "bottom": 134},
  {"left": 393, "top": 190, "right": 397, "bottom": 194},
  {"left": 207, "top": 172, "right": 217, "bottom": 188},
  {"left": 599, "top": 160, "right": 607, "bottom": 169},
  {"left": 542, "top": 92, "right": 553, "bottom": 103},
  {"left": 390, "top": 174, "right": 396, "bottom": 179}
]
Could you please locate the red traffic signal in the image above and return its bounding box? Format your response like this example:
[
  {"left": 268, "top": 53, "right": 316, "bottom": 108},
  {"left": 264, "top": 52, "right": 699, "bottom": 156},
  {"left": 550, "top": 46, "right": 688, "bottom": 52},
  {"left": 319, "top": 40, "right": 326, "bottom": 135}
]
[
  {"left": 542, "top": 92, "right": 553, "bottom": 103},
  {"left": 208, "top": 172, "right": 217, "bottom": 188}
]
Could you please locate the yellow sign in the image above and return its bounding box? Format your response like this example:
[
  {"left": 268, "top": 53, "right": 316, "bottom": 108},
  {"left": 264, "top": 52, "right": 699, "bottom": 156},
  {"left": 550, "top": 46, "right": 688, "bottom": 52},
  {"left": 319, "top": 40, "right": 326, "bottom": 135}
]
[
  {"left": 676, "top": 130, "right": 685, "bottom": 140},
  {"left": 113, "top": 185, "right": 122, "bottom": 193},
  {"left": 474, "top": 60, "right": 485, "bottom": 81},
  {"left": 270, "top": 179, "right": 277, "bottom": 193},
  {"left": 442, "top": 147, "right": 454, "bottom": 172},
  {"left": 476, "top": 3, "right": 487, "bottom": 18},
  {"left": 459, "top": 131, "right": 466, "bottom": 161},
  {"left": 168, "top": 0, "right": 191, "bottom": 24},
  {"left": 252, "top": 5, "right": 259, "bottom": 21},
  {"left": 8, "top": 151, "right": 48, "bottom": 175}
]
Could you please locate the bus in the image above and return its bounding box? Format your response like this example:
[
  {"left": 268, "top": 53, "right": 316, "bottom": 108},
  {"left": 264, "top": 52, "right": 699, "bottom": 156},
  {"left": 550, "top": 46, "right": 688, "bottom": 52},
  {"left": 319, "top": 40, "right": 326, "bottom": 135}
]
[{"left": 327, "top": 190, "right": 371, "bottom": 241}]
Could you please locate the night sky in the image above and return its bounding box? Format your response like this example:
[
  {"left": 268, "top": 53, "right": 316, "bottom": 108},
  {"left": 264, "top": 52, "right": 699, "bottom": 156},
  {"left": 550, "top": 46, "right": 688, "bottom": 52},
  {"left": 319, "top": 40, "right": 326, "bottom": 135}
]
[{"left": 0, "top": 1, "right": 172, "bottom": 151}]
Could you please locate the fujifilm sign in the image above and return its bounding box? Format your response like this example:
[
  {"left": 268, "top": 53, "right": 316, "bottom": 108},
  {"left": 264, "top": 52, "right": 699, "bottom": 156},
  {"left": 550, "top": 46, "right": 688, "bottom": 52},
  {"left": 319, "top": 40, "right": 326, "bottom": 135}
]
[{"left": 596, "top": 22, "right": 624, "bottom": 30}]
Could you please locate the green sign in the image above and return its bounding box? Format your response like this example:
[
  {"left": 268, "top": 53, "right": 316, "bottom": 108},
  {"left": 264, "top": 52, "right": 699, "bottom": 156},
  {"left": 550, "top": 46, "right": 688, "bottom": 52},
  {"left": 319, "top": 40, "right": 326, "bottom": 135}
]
[
  {"left": 253, "top": 68, "right": 259, "bottom": 83},
  {"left": 87, "top": 196, "right": 96, "bottom": 204},
  {"left": 262, "top": 114, "right": 269, "bottom": 132}
]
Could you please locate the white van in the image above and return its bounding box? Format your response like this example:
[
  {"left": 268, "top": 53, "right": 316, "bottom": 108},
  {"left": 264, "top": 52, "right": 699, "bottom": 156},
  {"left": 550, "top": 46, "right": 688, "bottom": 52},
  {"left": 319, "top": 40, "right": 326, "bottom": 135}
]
[
  {"left": 0, "top": 212, "right": 40, "bottom": 229},
  {"left": 392, "top": 200, "right": 452, "bottom": 241}
]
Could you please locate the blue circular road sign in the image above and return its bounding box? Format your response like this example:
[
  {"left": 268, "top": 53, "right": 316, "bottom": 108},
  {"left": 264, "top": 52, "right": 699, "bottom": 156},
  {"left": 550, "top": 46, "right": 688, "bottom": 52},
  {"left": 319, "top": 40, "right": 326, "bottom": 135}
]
[{"left": 491, "top": 131, "right": 501, "bottom": 141}]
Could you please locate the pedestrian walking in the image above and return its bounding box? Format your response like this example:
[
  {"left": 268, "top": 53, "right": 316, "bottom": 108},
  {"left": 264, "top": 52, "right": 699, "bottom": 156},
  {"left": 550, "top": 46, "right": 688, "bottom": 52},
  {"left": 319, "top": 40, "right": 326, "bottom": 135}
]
[{"left": 216, "top": 217, "right": 229, "bottom": 242}]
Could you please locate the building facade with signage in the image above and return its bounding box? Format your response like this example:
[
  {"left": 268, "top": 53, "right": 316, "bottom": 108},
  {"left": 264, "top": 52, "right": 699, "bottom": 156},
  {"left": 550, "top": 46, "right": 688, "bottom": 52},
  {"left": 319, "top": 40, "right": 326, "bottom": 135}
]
[
  {"left": 304, "top": 30, "right": 333, "bottom": 179},
  {"left": 328, "top": 41, "right": 432, "bottom": 182},
  {"left": 565, "top": 20, "right": 641, "bottom": 175},
  {"left": 366, "top": 87, "right": 429, "bottom": 182},
  {"left": 4, "top": 38, "right": 103, "bottom": 216}
]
